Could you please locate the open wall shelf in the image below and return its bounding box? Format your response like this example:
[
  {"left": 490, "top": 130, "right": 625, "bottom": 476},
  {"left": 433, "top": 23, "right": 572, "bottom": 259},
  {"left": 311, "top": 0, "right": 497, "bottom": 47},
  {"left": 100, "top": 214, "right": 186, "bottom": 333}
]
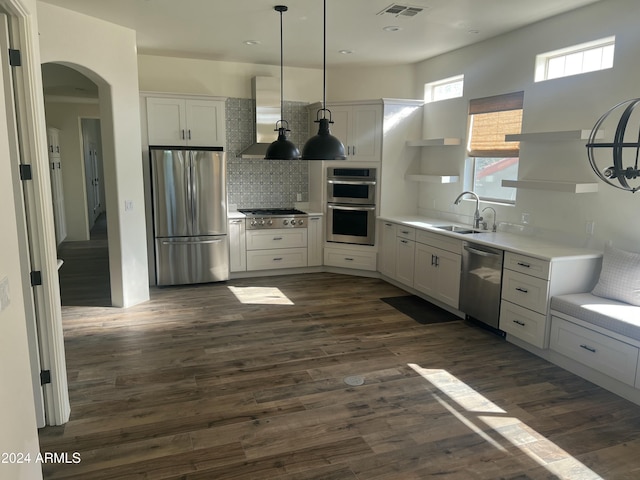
[
  {"left": 406, "top": 138, "right": 461, "bottom": 147},
  {"left": 502, "top": 179, "right": 599, "bottom": 193},
  {"left": 405, "top": 174, "right": 459, "bottom": 183},
  {"left": 505, "top": 130, "right": 603, "bottom": 142}
]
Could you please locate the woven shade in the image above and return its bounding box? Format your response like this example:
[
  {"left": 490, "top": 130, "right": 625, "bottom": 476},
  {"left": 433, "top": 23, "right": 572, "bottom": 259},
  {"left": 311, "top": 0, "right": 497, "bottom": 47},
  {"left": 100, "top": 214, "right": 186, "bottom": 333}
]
[{"left": 468, "top": 91, "right": 524, "bottom": 158}]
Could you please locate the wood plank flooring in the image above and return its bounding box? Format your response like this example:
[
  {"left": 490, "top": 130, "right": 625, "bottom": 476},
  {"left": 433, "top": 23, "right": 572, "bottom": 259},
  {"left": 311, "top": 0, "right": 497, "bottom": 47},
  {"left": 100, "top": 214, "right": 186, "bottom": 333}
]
[{"left": 41, "top": 241, "right": 640, "bottom": 478}]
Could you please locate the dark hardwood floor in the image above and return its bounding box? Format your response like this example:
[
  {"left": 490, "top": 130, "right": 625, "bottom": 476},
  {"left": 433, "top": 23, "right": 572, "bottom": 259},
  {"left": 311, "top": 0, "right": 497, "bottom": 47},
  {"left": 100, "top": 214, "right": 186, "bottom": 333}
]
[{"left": 40, "top": 237, "right": 640, "bottom": 479}]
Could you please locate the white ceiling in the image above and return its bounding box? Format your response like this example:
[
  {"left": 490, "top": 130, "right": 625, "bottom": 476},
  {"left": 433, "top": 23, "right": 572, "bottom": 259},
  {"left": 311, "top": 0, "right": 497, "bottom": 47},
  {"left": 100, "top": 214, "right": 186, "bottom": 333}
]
[{"left": 39, "top": 0, "right": 602, "bottom": 69}]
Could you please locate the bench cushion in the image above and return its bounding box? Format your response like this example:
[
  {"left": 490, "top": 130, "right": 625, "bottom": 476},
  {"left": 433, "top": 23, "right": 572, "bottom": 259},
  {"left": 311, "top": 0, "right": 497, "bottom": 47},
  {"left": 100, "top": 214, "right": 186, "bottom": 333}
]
[{"left": 551, "top": 293, "right": 640, "bottom": 342}]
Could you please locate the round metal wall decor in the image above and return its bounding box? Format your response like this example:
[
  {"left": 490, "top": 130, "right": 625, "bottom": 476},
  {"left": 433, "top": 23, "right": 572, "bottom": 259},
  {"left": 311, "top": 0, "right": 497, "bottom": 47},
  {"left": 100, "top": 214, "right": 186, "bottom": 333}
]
[{"left": 587, "top": 98, "right": 640, "bottom": 193}]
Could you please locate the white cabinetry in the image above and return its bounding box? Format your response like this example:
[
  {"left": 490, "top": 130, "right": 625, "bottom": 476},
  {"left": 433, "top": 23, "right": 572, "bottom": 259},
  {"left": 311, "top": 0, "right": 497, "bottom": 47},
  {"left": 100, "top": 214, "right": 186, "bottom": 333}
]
[
  {"left": 500, "top": 252, "right": 600, "bottom": 349},
  {"left": 47, "top": 127, "right": 67, "bottom": 245},
  {"left": 146, "top": 96, "right": 226, "bottom": 147},
  {"left": 413, "top": 230, "right": 461, "bottom": 309},
  {"left": 228, "top": 218, "right": 246, "bottom": 272},
  {"left": 324, "top": 246, "right": 377, "bottom": 271},
  {"left": 246, "top": 229, "right": 307, "bottom": 271},
  {"left": 550, "top": 317, "right": 639, "bottom": 387},
  {"left": 326, "top": 103, "right": 381, "bottom": 162},
  {"left": 395, "top": 227, "right": 415, "bottom": 286},
  {"left": 307, "top": 215, "right": 323, "bottom": 267},
  {"left": 378, "top": 221, "right": 397, "bottom": 278}
]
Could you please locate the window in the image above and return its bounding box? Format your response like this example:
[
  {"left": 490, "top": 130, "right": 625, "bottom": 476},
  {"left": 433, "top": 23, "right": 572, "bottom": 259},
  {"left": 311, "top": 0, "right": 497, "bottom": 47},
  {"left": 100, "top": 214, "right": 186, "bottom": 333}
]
[
  {"left": 424, "top": 75, "right": 464, "bottom": 103},
  {"left": 466, "top": 91, "right": 524, "bottom": 204},
  {"left": 535, "top": 36, "right": 615, "bottom": 82}
]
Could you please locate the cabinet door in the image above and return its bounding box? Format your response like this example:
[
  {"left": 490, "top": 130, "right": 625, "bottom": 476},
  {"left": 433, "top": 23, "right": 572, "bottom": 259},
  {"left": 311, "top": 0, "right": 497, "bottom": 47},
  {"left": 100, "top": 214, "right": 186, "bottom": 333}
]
[
  {"left": 307, "top": 215, "right": 323, "bottom": 267},
  {"left": 350, "top": 105, "right": 381, "bottom": 162},
  {"left": 47, "top": 128, "right": 60, "bottom": 158},
  {"left": 395, "top": 237, "right": 415, "bottom": 286},
  {"left": 185, "top": 99, "right": 225, "bottom": 147},
  {"left": 147, "top": 97, "right": 187, "bottom": 146},
  {"left": 414, "top": 242, "right": 437, "bottom": 297},
  {"left": 327, "top": 107, "right": 350, "bottom": 154},
  {"left": 436, "top": 248, "right": 461, "bottom": 309},
  {"left": 228, "top": 219, "right": 246, "bottom": 272},
  {"left": 378, "top": 221, "right": 397, "bottom": 278}
]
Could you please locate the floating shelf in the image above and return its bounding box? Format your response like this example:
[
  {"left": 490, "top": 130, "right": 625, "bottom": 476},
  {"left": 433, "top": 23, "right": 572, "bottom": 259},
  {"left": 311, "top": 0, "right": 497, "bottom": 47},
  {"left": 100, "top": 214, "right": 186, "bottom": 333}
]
[
  {"left": 505, "top": 130, "right": 603, "bottom": 142},
  {"left": 406, "top": 138, "right": 461, "bottom": 147},
  {"left": 502, "top": 179, "right": 599, "bottom": 193},
  {"left": 405, "top": 174, "right": 459, "bottom": 183}
]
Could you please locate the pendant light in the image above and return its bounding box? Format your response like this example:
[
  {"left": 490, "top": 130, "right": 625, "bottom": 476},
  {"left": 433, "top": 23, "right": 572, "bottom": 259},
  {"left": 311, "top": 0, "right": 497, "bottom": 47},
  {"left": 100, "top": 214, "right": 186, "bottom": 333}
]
[
  {"left": 265, "top": 5, "right": 301, "bottom": 160},
  {"left": 301, "top": 0, "right": 346, "bottom": 160}
]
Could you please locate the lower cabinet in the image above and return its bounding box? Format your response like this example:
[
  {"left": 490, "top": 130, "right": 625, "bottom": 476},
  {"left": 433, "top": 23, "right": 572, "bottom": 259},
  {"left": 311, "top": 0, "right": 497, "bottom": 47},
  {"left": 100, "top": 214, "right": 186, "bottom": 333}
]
[
  {"left": 395, "top": 227, "right": 416, "bottom": 286},
  {"left": 228, "top": 218, "right": 246, "bottom": 272},
  {"left": 307, "top": 215, "right": 323, "bottom": 267},
  {"left": 246, "top": 228, "right": 308, "bottom": 271},
  {"left": 550, "top": 316, "right": 639, "bottom": 387},
  {"left": 378, "top": 221, "right": 397, "bottom": 278},
  {"left": 324, "top": 246, "right": 377, "bottom": 271},
  {"left": 414, "top": 242, "right": 461, "bottom": 309}
]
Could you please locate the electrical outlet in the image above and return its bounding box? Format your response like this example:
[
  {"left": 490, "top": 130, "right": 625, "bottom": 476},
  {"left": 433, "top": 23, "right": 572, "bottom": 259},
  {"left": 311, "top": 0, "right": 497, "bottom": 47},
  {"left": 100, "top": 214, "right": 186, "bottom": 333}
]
[
  {"left": 0, "top": 276, "right": 10, "bottom": 313},
  {"left": 124, "top": 200, "right": 134, "bottom": 211},
  {"left": 586, "top": 221, "right": 596, "bottom": 235},
  {"left": 296, "top": 193, "right": 302, "bottom": 202},
  {"left": 521, "top": 212, "right": 530, "bottom": 224}
]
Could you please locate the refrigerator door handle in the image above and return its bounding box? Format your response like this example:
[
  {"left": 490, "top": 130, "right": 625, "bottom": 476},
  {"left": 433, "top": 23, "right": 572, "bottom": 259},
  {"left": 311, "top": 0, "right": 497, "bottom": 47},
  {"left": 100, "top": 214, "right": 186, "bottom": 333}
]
[
  {"left": 160, "top": 238, "right": 224, "bottom": 246},
  {"left": 190, "top": 154, "right": 198, "bottom": 232}
]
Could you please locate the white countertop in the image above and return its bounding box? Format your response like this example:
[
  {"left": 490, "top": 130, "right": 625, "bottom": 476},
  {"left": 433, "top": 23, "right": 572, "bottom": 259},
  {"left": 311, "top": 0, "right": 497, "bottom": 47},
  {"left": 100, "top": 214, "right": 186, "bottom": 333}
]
[{"left": 378, "top": 215, "right": 602, "bottom": 262}]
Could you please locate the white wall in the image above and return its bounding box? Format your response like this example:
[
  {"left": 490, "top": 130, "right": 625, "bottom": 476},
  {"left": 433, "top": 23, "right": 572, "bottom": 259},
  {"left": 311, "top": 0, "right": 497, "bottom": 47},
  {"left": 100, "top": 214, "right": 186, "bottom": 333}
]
[
  {"left": 326, "top": 64, "right": 418, "bottom": 102},
  {"left": 138, "top": 54, "right": 323, "bottom": 102},
  {"left": 44, "top": 100, "right": 100, "bottom": 241},
  {"left": 38, "top": 2, "right": 149, "bottom": 307},
  {"left": 412, "top": 0, "right": 640, "bottom": 251}
]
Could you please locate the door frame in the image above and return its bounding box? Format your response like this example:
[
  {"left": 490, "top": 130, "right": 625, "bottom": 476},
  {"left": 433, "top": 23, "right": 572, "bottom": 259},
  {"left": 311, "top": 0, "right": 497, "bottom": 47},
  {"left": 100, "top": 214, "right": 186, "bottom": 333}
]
[{"left": 2, "top": 0, "right": 70, "bottom": 426}]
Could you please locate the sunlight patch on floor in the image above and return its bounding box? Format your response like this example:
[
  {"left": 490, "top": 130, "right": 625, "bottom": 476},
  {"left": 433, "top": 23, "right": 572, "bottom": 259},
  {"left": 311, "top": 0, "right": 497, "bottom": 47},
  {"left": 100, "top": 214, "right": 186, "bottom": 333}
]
[
  {"left": 228, "top": 286, "right": 294, "bottom": 305},
  {"left": 408, "top": 363, "right": 604, "bottom": 480}
]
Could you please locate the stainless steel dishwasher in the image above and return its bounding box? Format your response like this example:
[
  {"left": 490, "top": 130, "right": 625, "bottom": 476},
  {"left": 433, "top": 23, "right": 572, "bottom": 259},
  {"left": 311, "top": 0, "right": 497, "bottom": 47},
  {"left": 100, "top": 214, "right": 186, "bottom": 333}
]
[{"left": 460, "top": 242, "right": 504, "bottom": 329}]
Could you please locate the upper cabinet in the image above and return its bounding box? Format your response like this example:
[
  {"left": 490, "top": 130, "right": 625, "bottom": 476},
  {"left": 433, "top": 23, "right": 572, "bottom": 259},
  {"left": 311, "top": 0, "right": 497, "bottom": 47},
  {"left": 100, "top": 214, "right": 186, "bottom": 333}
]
[
  {"left": 326, "top": 102, "right": 382, "bottom": 162},
  {"left": 146, "top": 96, "right": 226, "bottom": 147}
]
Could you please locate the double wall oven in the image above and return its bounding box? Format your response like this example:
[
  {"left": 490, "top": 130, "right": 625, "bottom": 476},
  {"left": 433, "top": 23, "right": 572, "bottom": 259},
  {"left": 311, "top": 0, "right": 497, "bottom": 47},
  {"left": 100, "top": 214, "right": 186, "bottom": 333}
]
[{"left": 326, "top": 167, "right": 377, "bottom": 246}]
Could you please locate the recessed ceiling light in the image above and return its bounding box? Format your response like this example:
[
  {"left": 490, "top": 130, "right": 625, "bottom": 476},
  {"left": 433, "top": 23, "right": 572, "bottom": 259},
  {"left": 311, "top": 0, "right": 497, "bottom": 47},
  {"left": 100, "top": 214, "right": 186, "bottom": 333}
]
[
  {"left": 243, "top": 40, "right": 261, "bottom": 46},
  {"left": 383, "top": 25, "right": 402, "bottom": 32},
  {"left": 339, "top": 49, "right": 354, "bottom": 55}
]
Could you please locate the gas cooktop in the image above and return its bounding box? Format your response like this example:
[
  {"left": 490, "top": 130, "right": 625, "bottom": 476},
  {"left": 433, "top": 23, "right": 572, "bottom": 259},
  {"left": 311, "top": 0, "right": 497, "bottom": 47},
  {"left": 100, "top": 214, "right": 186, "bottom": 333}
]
[
  {"left": 238, "top": 208, "right": 308, "bottom": 229},
  {"left": 238, "top": 208, "right": 307, "bottom": 216}
]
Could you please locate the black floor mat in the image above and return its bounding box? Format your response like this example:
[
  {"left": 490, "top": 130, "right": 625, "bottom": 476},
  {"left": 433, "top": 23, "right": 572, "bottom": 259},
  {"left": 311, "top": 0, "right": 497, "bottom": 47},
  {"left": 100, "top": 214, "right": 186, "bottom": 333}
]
[{"left": 380, "top": 295, "right": 461, "bottom": 325}]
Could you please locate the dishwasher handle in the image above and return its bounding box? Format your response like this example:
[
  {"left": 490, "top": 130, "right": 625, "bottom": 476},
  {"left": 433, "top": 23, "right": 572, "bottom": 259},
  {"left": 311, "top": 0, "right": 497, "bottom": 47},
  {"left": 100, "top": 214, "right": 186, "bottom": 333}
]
[{"left": 463, "top": 243, "right": 503, "bottom": 258}]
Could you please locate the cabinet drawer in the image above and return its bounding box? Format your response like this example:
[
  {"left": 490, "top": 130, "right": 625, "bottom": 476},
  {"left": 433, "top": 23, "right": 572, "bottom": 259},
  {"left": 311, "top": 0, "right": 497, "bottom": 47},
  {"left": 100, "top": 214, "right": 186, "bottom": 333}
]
[
  {"left": 396, "top": 226, "right": 416, "bottom": 241},
  {"left": 500, "top": 300, "right": 548, "bottom": 349},
  {"left": 504, "top": 252, "right": 550, "bottom": 279},
  {"left": 502, "top": 269, "right": 549, "bottom": 314},
  {"left": 246, "top": 229, "right": 307, "bottom": 250},
  {"left": 247, "top": 248, "right": 307, "bottom": 271},
  {"left": 416, "top": 230, "right": 462, "bottom": 254},
  {"left": 324, "top": 247, "right": 377, "bottom": 271},
  {"left": 550, "top": 316, "right": 639, "bottom": 386}
]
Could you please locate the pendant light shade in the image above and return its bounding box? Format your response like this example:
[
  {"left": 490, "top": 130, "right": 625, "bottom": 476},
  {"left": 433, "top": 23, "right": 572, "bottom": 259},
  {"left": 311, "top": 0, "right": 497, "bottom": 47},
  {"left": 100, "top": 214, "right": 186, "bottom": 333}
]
[
  {"left": 265, "top": 5, "right": 301, "bottom": 160},
  {"left": 301, "top": 0, "right": 346, "bottom": 160}
]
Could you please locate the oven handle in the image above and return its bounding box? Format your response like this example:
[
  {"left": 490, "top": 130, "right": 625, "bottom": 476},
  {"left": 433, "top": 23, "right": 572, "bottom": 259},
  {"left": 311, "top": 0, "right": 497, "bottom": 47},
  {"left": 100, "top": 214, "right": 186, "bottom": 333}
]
[
  {"left": 327, "top": 204, "right": 376, "bottom": 211},
  {"left": 327, "top": 179, "right": 376, "bottom": 186}
]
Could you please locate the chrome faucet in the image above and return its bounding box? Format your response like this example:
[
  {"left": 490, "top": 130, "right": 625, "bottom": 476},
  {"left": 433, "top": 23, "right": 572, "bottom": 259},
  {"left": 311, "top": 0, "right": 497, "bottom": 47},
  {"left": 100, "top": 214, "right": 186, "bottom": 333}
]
[
  {"left": 482, "top": 206, "right": 497, "bottom": 232},
  {"left": 454, "top": 191, "right": 482, "bottom": 229}
]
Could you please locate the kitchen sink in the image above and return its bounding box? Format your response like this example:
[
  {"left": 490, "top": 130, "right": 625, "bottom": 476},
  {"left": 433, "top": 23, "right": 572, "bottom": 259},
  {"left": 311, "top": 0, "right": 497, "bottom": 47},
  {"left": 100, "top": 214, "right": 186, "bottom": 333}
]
[{"left": 433, "top": 225, "right": 487, "bottom": 234}]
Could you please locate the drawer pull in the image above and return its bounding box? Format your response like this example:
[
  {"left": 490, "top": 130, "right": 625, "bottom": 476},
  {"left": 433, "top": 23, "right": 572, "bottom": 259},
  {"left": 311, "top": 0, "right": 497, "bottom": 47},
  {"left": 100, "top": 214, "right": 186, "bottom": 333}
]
[
  {"left": 401, "top": 239, "right": 408, "bottom": 244},
  {"left": 513, "top": 320, "right": 526, "bottom": 327},
  {"left": 517, "top": 262, "right": 531, "bottom": 268},
  {"left": 515, "top": 287, "right": 529, "bottom": 293},
  {"left": 345, "top": 257, "right": 354, "bottom": 261},
  {"left": 273, "top": 237, "right": 283, "bottom": 241},
  {"left": 580, "top": 344, "right": 597, "bottom": 353},
  {"left": 273, "top": 257, "right": 283, "bottom": 261},
  {"left": 401, "top": 230, "right": 410, "bottom": 234}
]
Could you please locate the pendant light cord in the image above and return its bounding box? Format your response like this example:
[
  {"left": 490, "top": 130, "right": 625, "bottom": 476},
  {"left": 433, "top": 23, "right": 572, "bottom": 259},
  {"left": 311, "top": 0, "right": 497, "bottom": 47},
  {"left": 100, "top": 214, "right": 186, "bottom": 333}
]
[
  {"left": 279, "top": 7, "right": 284, "bottom": 121},
  {"left": 322, "top": 0, "right": 327, "bottom": 120}
]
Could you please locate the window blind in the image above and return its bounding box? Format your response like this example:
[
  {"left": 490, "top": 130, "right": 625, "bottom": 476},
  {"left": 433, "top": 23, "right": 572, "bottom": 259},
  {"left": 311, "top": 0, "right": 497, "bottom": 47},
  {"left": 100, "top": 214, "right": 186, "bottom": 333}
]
[{"left": 468, "top": 91, "right": 524, "bottom": 158}]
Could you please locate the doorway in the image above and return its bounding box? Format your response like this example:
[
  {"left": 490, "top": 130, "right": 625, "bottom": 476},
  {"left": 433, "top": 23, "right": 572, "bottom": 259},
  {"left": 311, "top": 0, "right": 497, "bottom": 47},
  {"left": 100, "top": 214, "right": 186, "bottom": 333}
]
[{"left": 42, "top": 65, "right": 111, "bottom": 307}]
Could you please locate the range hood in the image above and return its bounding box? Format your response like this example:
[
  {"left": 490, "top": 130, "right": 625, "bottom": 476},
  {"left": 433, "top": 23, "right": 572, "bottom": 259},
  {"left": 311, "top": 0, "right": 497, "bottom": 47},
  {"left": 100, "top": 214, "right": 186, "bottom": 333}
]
[{"left": 238, "top": 76, "right": 281, "bottom": 158}]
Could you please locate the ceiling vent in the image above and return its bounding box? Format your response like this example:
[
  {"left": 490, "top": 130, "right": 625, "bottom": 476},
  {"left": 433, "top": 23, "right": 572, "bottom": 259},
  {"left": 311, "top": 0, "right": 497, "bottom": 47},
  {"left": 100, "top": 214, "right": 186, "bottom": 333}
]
[{"left": 377, "top": 4, "right": 425, "bottom": 18}]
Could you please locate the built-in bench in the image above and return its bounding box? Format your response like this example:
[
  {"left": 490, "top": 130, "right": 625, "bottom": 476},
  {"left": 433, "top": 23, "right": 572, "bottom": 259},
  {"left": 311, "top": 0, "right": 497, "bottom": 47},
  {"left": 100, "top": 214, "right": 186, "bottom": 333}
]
[{"left": 549, "top": 292, "right": 640, "bottom": 405}]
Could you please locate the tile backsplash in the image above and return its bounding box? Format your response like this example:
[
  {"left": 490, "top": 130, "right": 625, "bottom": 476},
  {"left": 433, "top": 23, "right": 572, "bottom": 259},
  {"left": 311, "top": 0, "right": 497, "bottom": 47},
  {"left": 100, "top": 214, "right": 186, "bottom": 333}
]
[{"left": 226, "top": 97, "right": 310, "bottom": 209}]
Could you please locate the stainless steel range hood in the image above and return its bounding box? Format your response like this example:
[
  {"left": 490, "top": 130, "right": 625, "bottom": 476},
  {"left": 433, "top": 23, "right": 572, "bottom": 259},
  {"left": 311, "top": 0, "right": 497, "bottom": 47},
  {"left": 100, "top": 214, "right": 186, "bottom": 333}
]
[{"left": 238, "top": 76, "right": 281, "bottom": 158}]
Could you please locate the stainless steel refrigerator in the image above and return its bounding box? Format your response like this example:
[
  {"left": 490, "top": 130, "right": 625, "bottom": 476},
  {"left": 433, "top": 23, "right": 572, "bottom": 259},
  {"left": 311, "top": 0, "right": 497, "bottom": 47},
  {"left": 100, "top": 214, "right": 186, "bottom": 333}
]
[{"left": 150, "top": 146, "right": 229, "bottom": 286}]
